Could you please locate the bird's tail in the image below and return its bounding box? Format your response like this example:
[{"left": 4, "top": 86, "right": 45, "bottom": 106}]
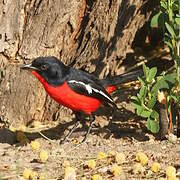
[{"left": 102, "top": 69, "right": 143, "bottom": 94}]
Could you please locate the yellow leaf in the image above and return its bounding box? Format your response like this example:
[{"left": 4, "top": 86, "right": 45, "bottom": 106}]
[
  {"left": 31, "top": 140, "right": 40, "bottom": 151},
  {"left": 88, "top": 160, "right": 96, "bottom": 169},
  {"left": 39, "top": 150, "right": 48, "bottom": 162},
  {"left": 31, "top": 171, "right": 38, "bottom": 179},
  {"left": 92, "top": 174, "right": 103, "bottom": 180},
  {"left": 151, "top": 162, "right": 161, "bottom": 173},
  {"left": 110, "top": 164, "right": 123, "bottom": 176},
  {"left": 39, "top": 173, "right": 46, "bottom": 180},
  {"left": 136, "top": 152, "right": 148, "bottom": 166},
  {"left": 97, "top": 152, "right": 107, "bottom": 160},
  {"left": 23, "top": 168, "right": 37, "bottom": 180},
  {"left": 166, "top": 166, "right": 176, "bottom": 178},
  {"left": 167, "top": 177, "right": 178, "bottom": 180},
  {"left": 23, "top": 168, "right": 32, "bottom": 179}
]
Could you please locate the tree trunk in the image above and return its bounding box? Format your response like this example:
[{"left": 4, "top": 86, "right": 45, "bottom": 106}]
[{"left": 0, "top": 0, "right": 156, "bottom": 126}]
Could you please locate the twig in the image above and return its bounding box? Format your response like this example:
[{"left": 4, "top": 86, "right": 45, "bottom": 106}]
[
  {"left": 38, "top": 131, "right": 53, "bottom": 142},
  {"left": 57, "top": 155, "right": 95, "bottom": 160},
  {"left": 66, "top": 142, "right": 84, "bottom": 153}
]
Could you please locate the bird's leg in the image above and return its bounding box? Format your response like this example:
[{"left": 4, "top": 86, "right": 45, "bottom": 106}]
[
  {"left": 60, "top": 112, "right": 81, "bottom": 144},
  {"left": 81, "top": 115, "right": 95, "bottom": 143}
]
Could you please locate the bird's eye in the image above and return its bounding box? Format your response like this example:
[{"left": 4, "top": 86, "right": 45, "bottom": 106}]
[{"left": 41, "top": 64, "right": 48, "bottom": 71}]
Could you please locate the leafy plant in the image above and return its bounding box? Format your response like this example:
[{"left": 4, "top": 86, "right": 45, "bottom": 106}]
[
  {"left": 131, "top": 64, "right": 176, "bottom": 133},
  {"left": 132, "top": 0, "right": 180, "bottom": 135},
  {"left": 151, "top": 0, "right": 180, "bottom": 119}
]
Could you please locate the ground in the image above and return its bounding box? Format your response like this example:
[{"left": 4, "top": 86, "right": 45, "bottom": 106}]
[{"left": 0, "top": 86, "right": 179, "bottom": 180}]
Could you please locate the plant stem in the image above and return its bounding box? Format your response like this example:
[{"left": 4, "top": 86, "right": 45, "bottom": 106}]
[
  {"left": 168, "top": 0, "right": 173, "bottom": 23},
  {"left": 177, "top": 0, "right": 180, "bottom": 82},
  {"left": 177, "top": 42, "right": 180, "bottom": 81},
  {"left": 168, "top": 0, "right": 176, "bottom": 55}
]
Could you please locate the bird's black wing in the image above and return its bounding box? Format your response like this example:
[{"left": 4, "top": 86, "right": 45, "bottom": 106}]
[{"left": 67, "top": 69, "right": 117, "bottom": 107}]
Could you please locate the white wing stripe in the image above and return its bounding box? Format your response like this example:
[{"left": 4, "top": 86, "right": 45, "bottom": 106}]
[
  {"left": 68, "top": 80, "right": 93, "bottom": 94},
  {"left": 92, "top": 87, "right": 113, "bottom": 103},
  {"left": 68, "top": 80, "right": 113, "bottom": 103}
]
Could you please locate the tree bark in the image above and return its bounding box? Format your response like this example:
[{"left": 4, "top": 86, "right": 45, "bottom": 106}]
[{"left": 0, "top": 0, "right": 156, "bottom": 125}]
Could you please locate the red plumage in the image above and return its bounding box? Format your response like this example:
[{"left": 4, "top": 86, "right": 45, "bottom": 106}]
[{"left": 32, "top": 71, "right": 113, "bottom": 114}]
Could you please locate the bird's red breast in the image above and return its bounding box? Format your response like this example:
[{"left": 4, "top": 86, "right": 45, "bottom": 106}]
[{"left": 32, "top": 71, "right": 102, "bottom": 114}]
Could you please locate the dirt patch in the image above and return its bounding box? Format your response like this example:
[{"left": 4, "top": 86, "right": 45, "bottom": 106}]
[
  {"left": 0, "top": 86, "right": 179, "bottom": 179},
  {"left": 0, "top": 130, "right": 179, "bottom": 179}
]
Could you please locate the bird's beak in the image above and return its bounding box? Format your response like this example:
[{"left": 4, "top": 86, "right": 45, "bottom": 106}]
[{"left": 20, "top": 63, "right": 39, "bottom": 71}]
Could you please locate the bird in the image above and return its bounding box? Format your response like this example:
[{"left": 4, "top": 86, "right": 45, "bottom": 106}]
[{"left": 21, "top": 56, "right": 142, "bottom": 143}]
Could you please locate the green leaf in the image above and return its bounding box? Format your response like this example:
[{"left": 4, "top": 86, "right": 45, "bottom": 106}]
[
  {"left": 147, "top": 95, "right": 157, "bottom": 109},
  {"left": 150, "top": 120, "right": 160, "bottom": 133},
  {"left": 147, "top": 118, "right": 151, "bottom": 131},
  {"left": 151, "top": 12, "right": 162, "bottom": 28},
  {"left": 147, "top": 67, "right": 157, "bottom": 83},
  {"left": 131, "top": 96, "right": 139, "bottom": 101},
  {"left": 170, "top": 93, "right": 178, "bottom": 102},
  {"left": 165, "top": 22, "right": 176, "bottom": 38},
  {"left": 165, "top": 40, "right": 173, "bottom": 50},
  {"left": 164, "top": 33, "right": 173, "bottom": 51},
  {"left": 131, "top": 102, "right": 142, "bottom": 110},
  {"left": 160, "top": 0, "right": 168, "bottom": 10},
  {"left": 176, "top": 56, "right": 180, "bottom": 66},
  {"left": 141, "top": 110, "right": 152, "bottom": 118},
  {"left": 137, "top": 106, "right": 144, "bottom": 116},
  {"left": 138, "top": 86, "right": 147, "bottom": 100},
  {"left": 131, "top": 97, "right": 141, "bottom": 109},
  {"left": 164, "top": 73, "right": 176, "bottom": 84},
  {"left": 175, "top": 17, "right": 180, "bottom": 25},
  {"left": 142, "top": 64, "right": 149, "bottom": 79},
  {"left": 146, "top": 118, "right": 160, "bottom": 133},
  {"left": 138, "top": 76, "right": 145, "bottom": 86},
  {"left": 164, "top": 32, "right": 171, "bottom": 38},
  {"left": 151, "top": 78, "right": 169, "bottom": 95},
  {"left": 150, "top": 12, "right": 167, "bottom": 28},
  {"left": 173, "top": 0, "right": 179, "bottom": 3},
  {"left": 151, "top": 110, "right": 159, "bottom": 119},
  {"left": 172, "top": 2, "right": 180, "bottom": 11}
]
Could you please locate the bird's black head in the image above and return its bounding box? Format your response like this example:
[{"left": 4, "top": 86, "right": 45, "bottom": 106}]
[{"left": 21, "top": 56, "right": 69, "bottom": 86}]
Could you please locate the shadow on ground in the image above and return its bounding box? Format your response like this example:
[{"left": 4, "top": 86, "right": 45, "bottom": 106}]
[{"left": 0, "top": 85, "right": 151, "bottom": 145}]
